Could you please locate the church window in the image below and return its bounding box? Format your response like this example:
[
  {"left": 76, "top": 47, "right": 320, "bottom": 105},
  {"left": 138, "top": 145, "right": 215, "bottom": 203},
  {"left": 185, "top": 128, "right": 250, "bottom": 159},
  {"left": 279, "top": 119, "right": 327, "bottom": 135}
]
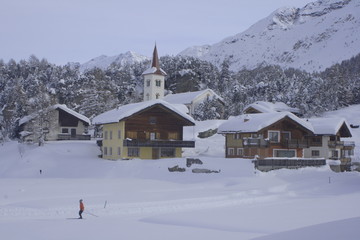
[
  {"left": 146, "top": 80, "right": 151, "bottom": 87},
  {"left": 155, "top": 80, "right": 161, "bottom": 87}
]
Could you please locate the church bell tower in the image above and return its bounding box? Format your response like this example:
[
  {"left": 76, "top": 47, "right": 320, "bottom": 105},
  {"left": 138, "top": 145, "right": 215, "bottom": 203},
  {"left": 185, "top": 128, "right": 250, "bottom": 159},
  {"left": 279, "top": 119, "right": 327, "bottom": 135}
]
[{"left": 142, "top": 45, "right": 167, "bottom": 101}]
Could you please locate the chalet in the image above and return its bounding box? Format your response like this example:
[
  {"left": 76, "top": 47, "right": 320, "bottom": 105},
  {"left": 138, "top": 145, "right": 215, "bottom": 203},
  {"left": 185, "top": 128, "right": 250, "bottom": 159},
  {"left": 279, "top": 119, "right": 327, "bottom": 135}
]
[
  {"left": 218, "top": 112, "right": 355, "bottom": 165},
  {"left": 304, "top": 117, "right": 354, "bottom": 164},
  {"left": 243, "top": 101, "right": 301, "bottom": 116},
  {"left": 217, "top": 112, "right": 313, "bottom": 159},
  {"left": 163, "top": 89, "right": 225, "bottom": 118},
  {"left": 18, "top": 104, "right": 91, "bottom": 143},
  {"left": 92, "top": 100, "right": 195, "bottom": 160}
]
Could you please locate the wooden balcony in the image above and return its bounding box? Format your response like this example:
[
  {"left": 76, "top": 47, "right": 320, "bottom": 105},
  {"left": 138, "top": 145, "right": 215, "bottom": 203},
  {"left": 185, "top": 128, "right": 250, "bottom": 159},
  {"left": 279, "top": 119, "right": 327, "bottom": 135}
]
[
  {"left": 242, "top": 138, "right": 309, "bottom": 148},
  {"left": 328, "top": 141, "right": 355, "bottom": 148},
  {"left": 282, "top": 139, "right": 309, "bottom": 148},
  {"left": 57, "top": 134, "right": 91, "bottom": 140},
  {"left": 123, "top": 139, "right": 195, "bottom": 148}
]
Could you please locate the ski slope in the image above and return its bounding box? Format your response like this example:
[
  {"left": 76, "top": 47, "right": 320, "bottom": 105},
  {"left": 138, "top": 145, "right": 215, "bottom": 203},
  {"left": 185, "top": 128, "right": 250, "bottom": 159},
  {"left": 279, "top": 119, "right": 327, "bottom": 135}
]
[{"left": 0, "top": 106, "right": 359, "bottom": 240}]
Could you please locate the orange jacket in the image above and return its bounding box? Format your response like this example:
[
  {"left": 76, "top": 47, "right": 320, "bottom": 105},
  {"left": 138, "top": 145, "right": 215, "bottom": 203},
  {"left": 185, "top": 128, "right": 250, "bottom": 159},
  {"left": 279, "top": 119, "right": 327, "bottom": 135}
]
[{"left": 80, "top": 202, "right": 84, "bottom": 211}]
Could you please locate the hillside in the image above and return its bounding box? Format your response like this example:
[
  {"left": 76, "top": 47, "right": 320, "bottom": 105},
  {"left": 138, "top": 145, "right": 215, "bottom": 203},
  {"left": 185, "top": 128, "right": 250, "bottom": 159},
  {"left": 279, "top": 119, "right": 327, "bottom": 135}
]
[{"left": 179, "top": 0, "right": 360, "bottom": 72}]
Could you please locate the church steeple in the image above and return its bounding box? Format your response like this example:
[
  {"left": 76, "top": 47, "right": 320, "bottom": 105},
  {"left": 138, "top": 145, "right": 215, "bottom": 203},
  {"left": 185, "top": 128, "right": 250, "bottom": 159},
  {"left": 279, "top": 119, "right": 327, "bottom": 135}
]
[
  {"left": 152, "top": 44, "right": 160, "bottom": 68},
  {"left": 142, "top": 44, "right": 167, "bottom": 101}
]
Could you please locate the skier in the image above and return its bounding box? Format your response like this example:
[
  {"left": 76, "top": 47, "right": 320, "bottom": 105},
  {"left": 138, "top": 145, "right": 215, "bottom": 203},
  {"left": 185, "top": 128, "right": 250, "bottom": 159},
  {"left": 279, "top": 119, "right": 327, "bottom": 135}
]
[{"left": 79, "top": 199, "right": 84, "bottom": 219}]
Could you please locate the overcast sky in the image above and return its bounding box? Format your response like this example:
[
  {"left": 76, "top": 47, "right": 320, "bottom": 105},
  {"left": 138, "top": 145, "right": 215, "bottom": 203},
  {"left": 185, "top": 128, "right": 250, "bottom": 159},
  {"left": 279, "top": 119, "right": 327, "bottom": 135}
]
[{"left": 1, "top": 0, "right": 312, "bottom": 65}]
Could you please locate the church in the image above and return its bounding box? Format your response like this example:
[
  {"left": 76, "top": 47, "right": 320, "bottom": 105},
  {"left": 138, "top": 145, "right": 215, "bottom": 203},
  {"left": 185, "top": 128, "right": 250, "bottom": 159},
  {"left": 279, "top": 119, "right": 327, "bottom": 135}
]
[{"left": 142, "top": 45, "right": 224, "bottom": 118}]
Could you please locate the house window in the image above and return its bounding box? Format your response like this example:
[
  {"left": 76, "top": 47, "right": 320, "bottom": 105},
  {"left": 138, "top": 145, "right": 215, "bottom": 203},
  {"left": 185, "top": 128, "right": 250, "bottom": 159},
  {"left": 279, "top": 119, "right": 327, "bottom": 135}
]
[
  {"left": 268, "top": 131, "right": 280, "bottom": 143},
  {"left": 274, "top": 149, "right": 296, "bottom": 158},
  {"left": 127, "top": 131, "right": 137, "bottom": 139},
  {"left": 104, "top": 131, "right": 108, "bottom": 140},
  {"left": 161, "top": 148, "right": 175, "bottom": 157},
  {"left": 331, "top": 150, "right": 339, "bottom": 159},
  {"left": 103, "top": 147, "right": 108, "bottom": 156},
  {"left": 118, "top": 130, "right": 121, "bottom": 139},
  {"left": 155, "top": 80, "right": 161, "bottom": 87},
  {"left": 237, "top": 148, "right": 244, "bottom": 156},
  {"left": 117, "top": 147, "right": 121, "bottom": 156},
  {"left": 149, "top": 117, "right": 157, "bottom": 124},
  {"left": 146, "top": 80, "right": 151, "bottom": 87},
  {"left": 150, "top": 132, "right": 156, "bottom": 140},
  {"left": 168, "top": 132, "right": 178, "bottom": 140},
  {"left": 228, "top": 148, "right": 235, "bottom": 156},
  {"left": 343, "top": 149, "right": 354, "bottom": 157},
  {"left": 251, "top": 134, "right": 259, "bottom": 138},
  {"left": 311, "top": 137, "right": 322, "bottom": 146},
  {"left": 128, "top": 147, "right": 139, "bottom": 157},
  {"left": 312, "top": 150, "right": 320, "bottom": 157},
  {"left": 109, "top": 147, "right": 112, "bottom": 156},
  {"left": 109, "top": 131, "right": 113, "bottom": 140},
  {"left": 233, "top": 133, "right": 241, "bottom": 140},
  {"left": 62, "top": 128, "right": 69, "bottom": 134},
  {"left": 282, "top": 131, "right": 291, "bottom": 141}
]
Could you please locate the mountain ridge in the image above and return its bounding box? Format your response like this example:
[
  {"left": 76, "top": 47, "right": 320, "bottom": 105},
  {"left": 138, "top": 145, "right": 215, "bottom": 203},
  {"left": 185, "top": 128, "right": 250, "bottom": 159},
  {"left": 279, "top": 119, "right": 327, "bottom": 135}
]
[
  {"left": 80, "top": 51, "right": 149, "bottom": 72},
  {"left": 179, "top": 0, "right": 360, "bottom": 72}
]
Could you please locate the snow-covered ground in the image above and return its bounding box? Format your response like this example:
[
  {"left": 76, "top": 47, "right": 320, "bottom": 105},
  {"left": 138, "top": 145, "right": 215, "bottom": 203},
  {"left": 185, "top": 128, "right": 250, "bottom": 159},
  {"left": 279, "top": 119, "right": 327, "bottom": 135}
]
[{"left": 1, "top": 106, "right": 359, "bottom": 240}]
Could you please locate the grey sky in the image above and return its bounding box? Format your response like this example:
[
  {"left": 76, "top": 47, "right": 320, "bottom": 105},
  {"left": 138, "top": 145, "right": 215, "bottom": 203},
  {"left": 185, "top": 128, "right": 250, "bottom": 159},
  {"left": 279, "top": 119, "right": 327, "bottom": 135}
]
[{"left": 1, "top": 0, "right": 311, "bottom": 65}]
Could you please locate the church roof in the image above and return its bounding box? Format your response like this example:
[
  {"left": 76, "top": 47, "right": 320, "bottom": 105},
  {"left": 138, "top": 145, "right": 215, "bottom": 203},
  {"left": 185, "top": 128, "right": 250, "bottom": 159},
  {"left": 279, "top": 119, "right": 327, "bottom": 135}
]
[
  {"left": 163, "top": 89, "right": 224, "bottom": 105},
  {"left": 142, "top": 45, "right": 167, "bottom": 76}
]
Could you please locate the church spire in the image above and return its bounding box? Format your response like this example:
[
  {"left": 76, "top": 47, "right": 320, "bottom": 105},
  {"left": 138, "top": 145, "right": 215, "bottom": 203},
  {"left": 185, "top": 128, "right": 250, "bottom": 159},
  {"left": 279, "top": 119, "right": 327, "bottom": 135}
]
[{"left": 152, "top": 44, "right": 160, "bottom": 69}]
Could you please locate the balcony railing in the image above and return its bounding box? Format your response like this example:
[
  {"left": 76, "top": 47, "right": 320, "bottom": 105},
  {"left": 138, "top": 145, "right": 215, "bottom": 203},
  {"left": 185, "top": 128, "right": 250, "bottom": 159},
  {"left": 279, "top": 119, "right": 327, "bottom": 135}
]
[
  {"left": 243, "top": 138, "right": 268, "bottom": 147},
  {"left": 283, "top": 139, "right": 309, "bottom": 148},
  {"left": 328, "top": 141, "right": 355, "bottom": 148},
  {"left": 242, "top": 138, "right": 309, "bottom": 148},
  {"left": 123, "top": 139, "right": 195, "bottom": 148},
  {"left": 57, "top": 134, "right": 91, "bottom": 140}
]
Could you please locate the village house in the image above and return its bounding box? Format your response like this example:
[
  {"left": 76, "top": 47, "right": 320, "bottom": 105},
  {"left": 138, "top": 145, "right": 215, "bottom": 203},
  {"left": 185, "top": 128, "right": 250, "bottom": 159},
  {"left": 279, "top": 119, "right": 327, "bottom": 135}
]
[
  {"left": 93, "top": 45, "right": 198, "bottom": 160},
  {"left": 304, "top": 117, "right": 354, "bottom": 164},
  {"left": 92, "top": 100, "right": 195, "bottom": 160},
  {"left": 217, "top": 112, "right": 314, "bottom": 159},
  {"left": 243, "top": 101, "right": 301, "bottom": 116},
  {"left": 18, "top": 104, "right": 91, "bottom": 143},
  {"left": 217, "top": 111, "right": 355, "bottom": 165}
]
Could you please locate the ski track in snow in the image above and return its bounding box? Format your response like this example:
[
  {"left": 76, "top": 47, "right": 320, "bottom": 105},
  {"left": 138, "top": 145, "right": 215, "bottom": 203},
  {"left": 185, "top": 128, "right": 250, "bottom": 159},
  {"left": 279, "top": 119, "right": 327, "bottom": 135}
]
[{"left": 0, "top": 190, "right": 282, "bottom": 219}]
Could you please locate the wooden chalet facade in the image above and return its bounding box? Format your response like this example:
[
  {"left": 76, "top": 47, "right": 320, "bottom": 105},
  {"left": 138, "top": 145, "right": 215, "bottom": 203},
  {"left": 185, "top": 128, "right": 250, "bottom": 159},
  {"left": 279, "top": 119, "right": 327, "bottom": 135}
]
[
  {"left": 93, "top": 100, "right": 195, "bottom": 160},
  {"left": 218, "top": 112, "right": 355, "bottom": 164},
  {"left": 218, "top": 113, "right": 313, "bottom": 159}
]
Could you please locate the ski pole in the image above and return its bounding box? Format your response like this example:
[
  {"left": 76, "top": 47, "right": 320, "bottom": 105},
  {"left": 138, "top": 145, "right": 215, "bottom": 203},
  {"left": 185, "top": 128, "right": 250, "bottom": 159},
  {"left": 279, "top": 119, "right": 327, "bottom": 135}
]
[{"left": 84, "top": 211, "right": 99, "bottom": 217}]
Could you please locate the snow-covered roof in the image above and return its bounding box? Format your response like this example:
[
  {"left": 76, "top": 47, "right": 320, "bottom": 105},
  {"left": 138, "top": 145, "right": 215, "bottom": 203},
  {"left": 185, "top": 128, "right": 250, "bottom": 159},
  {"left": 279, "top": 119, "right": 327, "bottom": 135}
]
[
  {"left": 244, "top": 101, "right": 300, "bottom": 114},
  {"left": 92, "top": 99, "right": 195, "bottom": 125},
  {"left": 19, "top": 104, "right": 91, "bottom": 126},
  {"left": 307, "top": 117, "right": 351, "bottom": 137},
  {"left": 218, "top": 112, "right": 313, "bottom": 134},
  {"left": 163, "top": 89, "right": 224, "bottom": 105}
]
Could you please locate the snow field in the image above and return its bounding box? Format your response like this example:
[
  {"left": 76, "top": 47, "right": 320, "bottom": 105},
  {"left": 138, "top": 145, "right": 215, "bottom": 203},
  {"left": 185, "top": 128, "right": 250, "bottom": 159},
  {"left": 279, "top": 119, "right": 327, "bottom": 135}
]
[{"left": 1, "top": 105, "right": 360, "bottom": 240}]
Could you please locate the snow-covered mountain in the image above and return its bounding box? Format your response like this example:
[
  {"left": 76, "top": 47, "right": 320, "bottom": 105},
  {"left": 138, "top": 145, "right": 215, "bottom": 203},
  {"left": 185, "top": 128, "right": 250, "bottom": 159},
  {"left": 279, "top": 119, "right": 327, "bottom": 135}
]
[
  {"left": 179, "top": 0, "right": 360, "bottom": 72},
  {"left": 80, "top": 51, "right": 148, "bottom": 72}
]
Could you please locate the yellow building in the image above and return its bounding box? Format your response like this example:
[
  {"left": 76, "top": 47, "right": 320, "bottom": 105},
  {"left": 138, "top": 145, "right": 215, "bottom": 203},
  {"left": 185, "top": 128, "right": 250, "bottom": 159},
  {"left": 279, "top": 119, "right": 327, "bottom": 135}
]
[{"left": 93, "top": 100, "right": 195, "bottom": 160}]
